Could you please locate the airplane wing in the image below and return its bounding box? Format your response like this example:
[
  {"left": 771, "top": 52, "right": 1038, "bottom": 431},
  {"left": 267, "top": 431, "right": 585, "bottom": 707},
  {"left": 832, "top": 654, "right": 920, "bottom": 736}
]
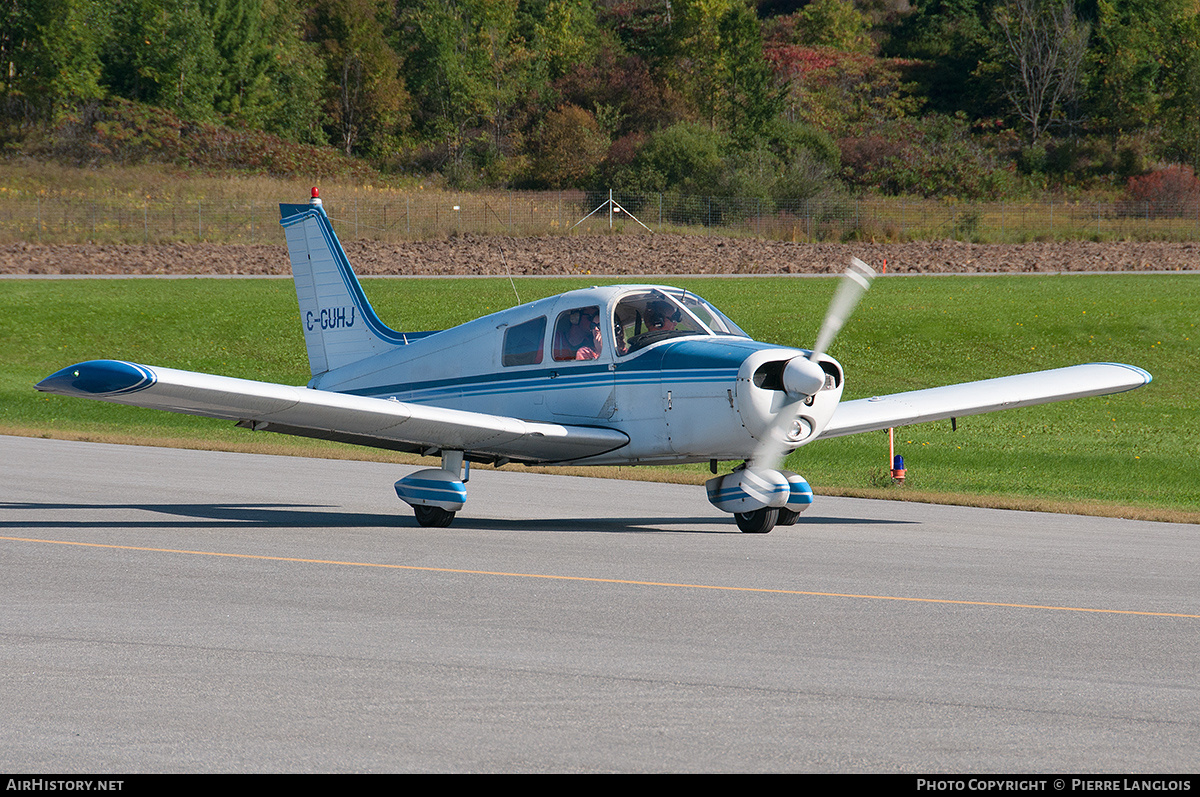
[
  {"left": 36, "top": 360, "right": 629, "bottom": 464},
  {"left": 818, "top": 362, "right": 1152, "bottom": 439}
]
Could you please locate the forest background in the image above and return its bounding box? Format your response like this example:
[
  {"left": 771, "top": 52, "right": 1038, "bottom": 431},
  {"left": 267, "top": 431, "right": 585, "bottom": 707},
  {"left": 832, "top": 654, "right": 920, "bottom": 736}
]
[{"left": 3, "top": 0, "right": 1199, "bottom": 210}]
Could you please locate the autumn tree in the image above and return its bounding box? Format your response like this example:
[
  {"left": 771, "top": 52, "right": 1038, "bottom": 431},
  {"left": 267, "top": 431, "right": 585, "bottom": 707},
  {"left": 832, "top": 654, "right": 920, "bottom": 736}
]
[{"left": 529, "top": 103, "right": 610, "bottom": 187}]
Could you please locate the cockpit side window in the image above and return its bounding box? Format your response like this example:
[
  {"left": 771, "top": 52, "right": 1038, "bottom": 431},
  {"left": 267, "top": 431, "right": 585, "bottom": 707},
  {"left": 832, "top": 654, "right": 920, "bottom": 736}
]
[
  {"left": 552, "top": 306, "right": 603, "bottom": 361},
  {"left": 502, "top": 316, "right": 546, "bottom": 366}
]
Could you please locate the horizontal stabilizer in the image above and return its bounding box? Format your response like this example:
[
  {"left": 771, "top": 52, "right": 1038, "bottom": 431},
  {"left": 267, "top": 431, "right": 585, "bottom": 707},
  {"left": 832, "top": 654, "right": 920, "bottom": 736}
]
[
  {"left": 37, "top": 360, "right": 629, "bottom": 464},
  {"left": 819, "top": 362, "right": 1151, "bottom": 439}
]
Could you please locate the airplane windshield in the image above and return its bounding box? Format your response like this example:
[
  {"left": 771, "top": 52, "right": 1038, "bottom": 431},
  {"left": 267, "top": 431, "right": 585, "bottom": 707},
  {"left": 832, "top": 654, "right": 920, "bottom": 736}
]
[
  {"left": 613, "top": 289, "right": 747, "bottom": 356},
  {"left": 663, "top": 289, "right": 748, "bottom": 337}
]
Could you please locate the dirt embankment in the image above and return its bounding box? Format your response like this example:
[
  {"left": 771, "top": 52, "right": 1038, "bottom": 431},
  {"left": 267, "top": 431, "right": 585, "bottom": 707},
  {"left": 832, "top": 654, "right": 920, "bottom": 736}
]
[{"left": 2, "top": 235, "right": 1198, "bottom": 276}]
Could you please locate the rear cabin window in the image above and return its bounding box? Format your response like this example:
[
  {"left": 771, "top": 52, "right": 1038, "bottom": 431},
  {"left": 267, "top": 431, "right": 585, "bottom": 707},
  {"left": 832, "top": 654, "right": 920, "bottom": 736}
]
[{"left": 502, "top": 316, "right": 546, "bottom": 366}]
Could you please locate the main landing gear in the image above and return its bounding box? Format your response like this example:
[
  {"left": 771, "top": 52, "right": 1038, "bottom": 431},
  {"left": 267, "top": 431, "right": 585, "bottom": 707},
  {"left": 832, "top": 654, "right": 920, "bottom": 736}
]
[
  {"left": 395, "top": 450, "right": 467, "bottom": 527},
  {"left": 413, "top": 505, "right": 456, "bottom": 528}
]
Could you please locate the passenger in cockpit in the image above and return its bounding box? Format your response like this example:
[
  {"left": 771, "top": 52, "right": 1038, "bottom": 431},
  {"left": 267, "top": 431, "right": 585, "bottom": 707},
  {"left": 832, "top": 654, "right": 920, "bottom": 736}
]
[{"left": 554, "top": 307, "right": 602, "bottom": 360}]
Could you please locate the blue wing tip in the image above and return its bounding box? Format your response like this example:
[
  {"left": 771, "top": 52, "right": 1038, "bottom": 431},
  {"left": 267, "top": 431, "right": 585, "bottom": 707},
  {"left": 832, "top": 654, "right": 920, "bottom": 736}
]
[{"left": 37, "top": 360, "right": 156, "bottom": 396}]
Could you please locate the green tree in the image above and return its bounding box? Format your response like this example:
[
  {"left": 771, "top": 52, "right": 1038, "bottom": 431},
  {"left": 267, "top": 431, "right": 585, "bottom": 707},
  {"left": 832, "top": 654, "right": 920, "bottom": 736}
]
[
  {"left": 1159, "top": 6, "right": 1200, "bottom": 169},
  {"left": 882, "top": 0, "right": 999, "bottom": 118},
  {"left": 521, "top": 0, "right": 600, "bottom": 82},
  {"left": 0, "top": 0, "right": 111, "bottom": 121},
  {"left": 204, "top": 0, "right": 273, "bottom": 126},
  {"left": 717, "top": 1, "right": 782, "bottom": 145},
  {"left": 255, "top": 0, "right": 326, "bottom": 144},
  {"left": 103, "top": 0, "right": 220, "bottom": 122},
  {"left": 399, "top": 0, "right": 528, "bottom": 181},
  {"left": 793, "top": 0, "right": 873, "bottom": 52},
  {"left": 671, "top": 0, "right": 738, "bottom": 126},
  {"left": 1085, "top": 0, "right": 1166, "bottom": 137},
  {"left": 310, "top": 0, "right": 409, "bottom": 156},
  {"left": 623, "top": 121, "right": 729, "bottom": 192}
]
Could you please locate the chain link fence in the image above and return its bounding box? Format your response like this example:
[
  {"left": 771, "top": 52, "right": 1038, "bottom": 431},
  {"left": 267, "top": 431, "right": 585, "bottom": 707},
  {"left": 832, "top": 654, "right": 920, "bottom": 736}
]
[{"left": 2, "top": 189, "right": 1197, "bottom": 245}]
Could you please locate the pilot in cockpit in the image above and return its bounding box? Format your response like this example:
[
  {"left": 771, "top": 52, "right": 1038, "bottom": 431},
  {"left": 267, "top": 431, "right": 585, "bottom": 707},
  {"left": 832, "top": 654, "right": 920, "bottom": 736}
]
[{"left": 646, "top": 300, "right": 680, "bottom": 332}]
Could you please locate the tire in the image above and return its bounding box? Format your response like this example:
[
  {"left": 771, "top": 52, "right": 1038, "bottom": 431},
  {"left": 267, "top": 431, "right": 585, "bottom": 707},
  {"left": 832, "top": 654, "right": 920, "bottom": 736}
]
[
  {"left": 777, "top": 508, "right": 801, "bottom": 526},
  {"left": 735, "top": 508, "right": 778, "bottom": 534},
  {"left": 414, "top": 505, "right": 456, "bottom": 528}
]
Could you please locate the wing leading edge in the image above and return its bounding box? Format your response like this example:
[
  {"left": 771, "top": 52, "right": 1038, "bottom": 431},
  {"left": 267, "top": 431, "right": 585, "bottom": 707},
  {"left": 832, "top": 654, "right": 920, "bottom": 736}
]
[
  {"left": 818, "top": 362, "right": 1152, "bottom": 439},
  {"left": 36, "top": 360, "right": 629, "bottom": 464}
]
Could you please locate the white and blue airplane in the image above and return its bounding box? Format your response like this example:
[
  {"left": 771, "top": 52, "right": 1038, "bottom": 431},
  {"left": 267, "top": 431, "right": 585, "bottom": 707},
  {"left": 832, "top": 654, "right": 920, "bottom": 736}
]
[{"left": 37, "top": 190, "right": 1153, "bottom": 532}]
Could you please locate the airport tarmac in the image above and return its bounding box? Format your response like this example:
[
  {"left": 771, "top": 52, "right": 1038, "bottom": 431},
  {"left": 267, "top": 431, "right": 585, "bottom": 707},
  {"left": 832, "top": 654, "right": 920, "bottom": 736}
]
[{"left": 2, "top": 435, "right": 1197, "bottom": 772}]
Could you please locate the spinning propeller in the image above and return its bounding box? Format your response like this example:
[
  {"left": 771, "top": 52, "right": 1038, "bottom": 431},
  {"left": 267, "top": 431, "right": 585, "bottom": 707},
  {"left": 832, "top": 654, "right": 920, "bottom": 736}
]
[{"left": 749, "top": 257, "right": 875, "bottom": 473}]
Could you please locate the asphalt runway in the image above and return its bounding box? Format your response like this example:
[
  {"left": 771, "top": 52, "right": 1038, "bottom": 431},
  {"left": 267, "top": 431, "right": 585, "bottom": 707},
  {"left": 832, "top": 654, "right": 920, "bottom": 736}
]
[{"left": 2, "top": 435, "right": 1197, "bottom": 773}]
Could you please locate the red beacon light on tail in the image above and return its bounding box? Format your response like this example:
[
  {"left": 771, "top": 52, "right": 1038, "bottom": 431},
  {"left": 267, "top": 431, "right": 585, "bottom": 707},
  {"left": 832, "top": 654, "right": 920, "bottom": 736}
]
[{"left": 310, "top": 187, "right": 322, "bottom": 207}]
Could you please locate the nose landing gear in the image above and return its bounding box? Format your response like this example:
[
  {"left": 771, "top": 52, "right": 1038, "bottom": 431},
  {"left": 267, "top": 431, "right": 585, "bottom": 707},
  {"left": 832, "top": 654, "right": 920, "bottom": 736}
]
[{"left": 707, "top": 468, "right": 813, "bottom": 533}]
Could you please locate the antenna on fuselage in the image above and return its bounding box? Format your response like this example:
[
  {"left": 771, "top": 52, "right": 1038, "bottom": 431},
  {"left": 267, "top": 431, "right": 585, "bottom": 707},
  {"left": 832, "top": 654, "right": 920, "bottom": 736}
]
[
  {"left": 481, "top": 201, "right": 521, "bottom": 305},
  {"left": 497, "top": 239, "right": 521, "bottom": 306}
]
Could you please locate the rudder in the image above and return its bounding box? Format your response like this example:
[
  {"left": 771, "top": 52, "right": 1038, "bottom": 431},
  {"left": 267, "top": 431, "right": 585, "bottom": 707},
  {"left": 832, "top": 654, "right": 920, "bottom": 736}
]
[{"left": 280, "top": 190, "right": 406, "bottom": 376}]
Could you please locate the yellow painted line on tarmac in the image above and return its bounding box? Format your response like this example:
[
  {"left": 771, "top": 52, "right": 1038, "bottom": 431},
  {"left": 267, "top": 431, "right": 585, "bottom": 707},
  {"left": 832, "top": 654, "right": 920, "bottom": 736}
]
[{"left": 4, "top": 534, "right": 1199, "bottom": 619}]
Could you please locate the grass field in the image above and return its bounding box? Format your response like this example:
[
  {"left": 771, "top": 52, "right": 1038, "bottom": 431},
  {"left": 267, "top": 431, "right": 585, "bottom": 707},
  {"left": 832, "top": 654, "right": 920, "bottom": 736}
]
[{"left": 3, "top": 273, "right": 1196, "bottom": 522}]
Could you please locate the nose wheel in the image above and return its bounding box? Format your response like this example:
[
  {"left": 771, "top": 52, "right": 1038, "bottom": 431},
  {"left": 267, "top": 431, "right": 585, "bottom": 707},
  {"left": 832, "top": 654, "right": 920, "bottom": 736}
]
[
  {"left": 776, "top": 508, "right": 801, "bottom": 526},
  {"left": 735, "top": 508, "right": 779, "bottom": 534}
]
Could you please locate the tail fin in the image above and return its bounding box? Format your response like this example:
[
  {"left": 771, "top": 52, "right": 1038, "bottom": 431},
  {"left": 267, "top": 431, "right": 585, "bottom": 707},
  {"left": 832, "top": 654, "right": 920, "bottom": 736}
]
[{"left": 280, "top": 190, "right": 406, "bottom": 376}]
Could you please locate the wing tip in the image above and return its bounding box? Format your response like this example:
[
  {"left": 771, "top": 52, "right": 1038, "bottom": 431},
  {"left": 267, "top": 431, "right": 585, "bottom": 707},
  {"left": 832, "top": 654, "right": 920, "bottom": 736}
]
[
  {"left": 37, "top": 360, "right": 157, "bottom": 397},
  {"left": 1090, "top": 362, "right": 1153, "bottom": 387}
]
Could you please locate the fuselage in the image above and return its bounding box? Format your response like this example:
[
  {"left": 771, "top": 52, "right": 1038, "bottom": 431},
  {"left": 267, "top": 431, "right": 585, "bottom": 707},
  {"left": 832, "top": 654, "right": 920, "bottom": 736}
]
[{"left": 309, "top": 285, "right": 845, "bottom": 465}]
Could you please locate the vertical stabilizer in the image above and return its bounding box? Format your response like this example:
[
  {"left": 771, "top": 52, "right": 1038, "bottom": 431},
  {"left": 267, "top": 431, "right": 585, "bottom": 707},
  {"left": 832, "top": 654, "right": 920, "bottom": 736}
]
[{"left": 280, "top": 190, "right": 406, "bottom": 376}]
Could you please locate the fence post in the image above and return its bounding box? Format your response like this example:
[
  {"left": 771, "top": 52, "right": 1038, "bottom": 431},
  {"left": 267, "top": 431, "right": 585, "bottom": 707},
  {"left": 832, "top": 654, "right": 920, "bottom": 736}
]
[{"left": 198, "top": 201, "right": 202, "bottom": 241}]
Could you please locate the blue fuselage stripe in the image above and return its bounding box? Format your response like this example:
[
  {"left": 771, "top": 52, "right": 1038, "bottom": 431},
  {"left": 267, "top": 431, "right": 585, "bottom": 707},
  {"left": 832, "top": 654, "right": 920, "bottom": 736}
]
[{"left": 348, "top": 367, "right": 741, "bottom": 404}]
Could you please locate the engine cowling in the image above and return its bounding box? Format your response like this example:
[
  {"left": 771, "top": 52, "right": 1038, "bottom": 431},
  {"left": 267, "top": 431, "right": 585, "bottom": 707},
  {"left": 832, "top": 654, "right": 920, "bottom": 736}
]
[{"left": 735, "top": 349, "right": 845, "bottom": 451}]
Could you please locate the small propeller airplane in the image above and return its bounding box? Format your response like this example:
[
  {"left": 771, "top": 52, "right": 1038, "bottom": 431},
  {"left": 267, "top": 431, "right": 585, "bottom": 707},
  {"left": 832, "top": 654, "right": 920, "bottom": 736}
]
[{"left": 37, "top": 189, "right": 1152, "bottom": 532}]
